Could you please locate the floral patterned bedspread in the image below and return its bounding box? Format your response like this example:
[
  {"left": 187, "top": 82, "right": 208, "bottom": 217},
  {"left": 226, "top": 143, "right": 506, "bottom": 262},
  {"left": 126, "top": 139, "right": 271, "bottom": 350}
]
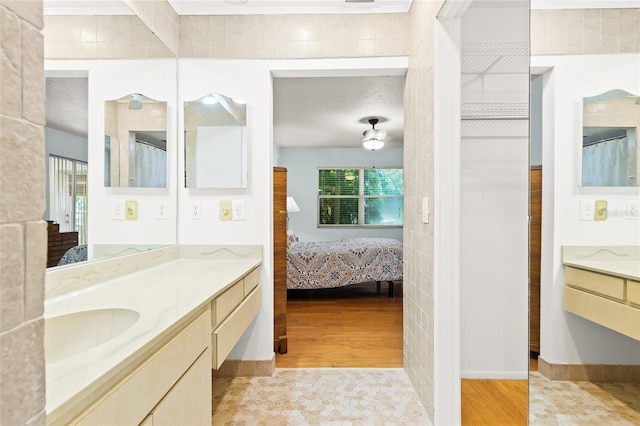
[{"left": 286, "top": 237, "right": 403, "bottom": 290}]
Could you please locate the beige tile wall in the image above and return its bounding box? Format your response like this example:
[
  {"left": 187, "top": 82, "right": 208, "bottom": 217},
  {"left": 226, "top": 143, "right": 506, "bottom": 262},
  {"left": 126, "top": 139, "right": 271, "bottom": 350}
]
[
  {"left": 43, "top": 13, "right": 408, "bottom": 60},
  {"left": 0, "top": 0, "right": 47, "bottom": 424},
  {"left": 403, "top": 0, "right": 444, "bottom": 422},
  {"left": 124, "top": 0, "right": 179, "bottom": 56},
  {"left": 532, "top": 8, "right": 640, "bottom": 55},
  {"left": 43, "top": 15, "right": 174, "bottom": 59},
  {"left": 179, "top": 13, "right": 409, "bottom": 58}
]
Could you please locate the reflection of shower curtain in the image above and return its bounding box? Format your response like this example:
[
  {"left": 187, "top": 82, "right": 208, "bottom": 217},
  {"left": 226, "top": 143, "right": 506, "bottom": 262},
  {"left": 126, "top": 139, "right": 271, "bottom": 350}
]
[
  {"left": 582, "top": 137, "right": 628, "bottom": 186},
  {"left": 134, "top": 142, "right": 166, "bottom": 187}
]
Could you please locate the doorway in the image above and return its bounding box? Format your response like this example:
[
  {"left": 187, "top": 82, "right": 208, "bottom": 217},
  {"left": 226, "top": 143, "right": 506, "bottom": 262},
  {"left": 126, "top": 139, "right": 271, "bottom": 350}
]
[{"left": 271, "top": 61, "right": 407, "bottom": 369}]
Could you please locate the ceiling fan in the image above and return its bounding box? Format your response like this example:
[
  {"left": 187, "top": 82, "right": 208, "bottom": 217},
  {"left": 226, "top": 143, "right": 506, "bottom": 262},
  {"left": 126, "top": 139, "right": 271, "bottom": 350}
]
[{"left": 362, "top": 117, "right": 386, "bottom": 151}]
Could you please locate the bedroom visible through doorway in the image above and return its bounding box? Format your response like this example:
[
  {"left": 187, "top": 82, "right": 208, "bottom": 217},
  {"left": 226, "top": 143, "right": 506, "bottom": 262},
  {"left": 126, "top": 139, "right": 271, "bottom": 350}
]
[{"left": 272, "top": 66, "right": 406, "bottom": 369}]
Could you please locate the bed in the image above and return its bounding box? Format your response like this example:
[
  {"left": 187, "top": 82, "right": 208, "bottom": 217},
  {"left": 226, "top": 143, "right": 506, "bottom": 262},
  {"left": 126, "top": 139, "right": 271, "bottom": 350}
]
[{"left": 286, "top": 231, "right": 403, "bottom": 295}]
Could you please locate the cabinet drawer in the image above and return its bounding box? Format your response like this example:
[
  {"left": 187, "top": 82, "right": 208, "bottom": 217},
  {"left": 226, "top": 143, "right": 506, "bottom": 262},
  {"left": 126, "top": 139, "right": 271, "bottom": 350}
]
[
  {"left": 564, "top": 286, "right": 640, "bottom": 341},
  {"left": 74, "top": 310, "right": 210, "bottom": 425},
  {"left": 564, "top": 266, "right": 624, "bottom": 300},
  {"left": 212, "top": 284, "right": 262, "bottom": 369},
  {"left": 213, "top": 280, "right": 244, "bottom": 327},
  {"left": 628, "top": 280, "right": 640, "bottom": 306},
  {"left": 243, "top": 267, "right": 260, "bottom": 296}
]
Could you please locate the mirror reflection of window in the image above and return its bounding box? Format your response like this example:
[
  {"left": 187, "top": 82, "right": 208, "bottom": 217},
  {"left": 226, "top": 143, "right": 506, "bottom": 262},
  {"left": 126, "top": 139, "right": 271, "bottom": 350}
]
[
  {"left": 104, "top": 93, "right": 168, "bottom": 188},
  {"left": 184, "top": 93, "right": 247, "bottom": 189},
  {"left": 582, "top": 90, "right": 640, "bottom": 187}
]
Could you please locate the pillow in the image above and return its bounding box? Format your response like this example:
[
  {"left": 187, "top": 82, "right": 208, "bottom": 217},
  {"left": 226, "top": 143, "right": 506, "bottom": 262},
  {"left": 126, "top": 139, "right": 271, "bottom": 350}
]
[{"left": 286, "top": 229, "right": 298, "bottom": 249}]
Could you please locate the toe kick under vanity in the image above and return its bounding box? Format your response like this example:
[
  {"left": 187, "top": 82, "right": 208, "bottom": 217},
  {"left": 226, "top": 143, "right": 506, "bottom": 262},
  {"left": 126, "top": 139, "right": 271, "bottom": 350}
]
[
  {"left": 562, "top": 246, "right": 640, "bottom": 341},
  {"left": 44, "top": 245, "right": 263, "bottom": 425}
]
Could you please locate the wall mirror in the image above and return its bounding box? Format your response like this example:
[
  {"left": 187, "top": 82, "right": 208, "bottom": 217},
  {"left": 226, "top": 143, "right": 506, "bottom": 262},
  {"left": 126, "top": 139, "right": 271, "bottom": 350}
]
[
  {"left": 105, "top": 93, "right": 168, "bottom": 188},
  {"left": 582, "top": 89, "right": 639, "bottom": 187},
  {"left": 184, "top": 93, "right": 247, "bottom": 188}
]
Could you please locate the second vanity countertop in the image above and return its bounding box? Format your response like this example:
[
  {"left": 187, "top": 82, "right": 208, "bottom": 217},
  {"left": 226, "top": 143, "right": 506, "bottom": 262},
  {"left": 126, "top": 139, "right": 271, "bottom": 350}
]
[
  {"left": 562, "top": 246, "right": 640, "bottom": 281},
  {"left": 44, "top": 245, "right": 262, "bottom": 425}
]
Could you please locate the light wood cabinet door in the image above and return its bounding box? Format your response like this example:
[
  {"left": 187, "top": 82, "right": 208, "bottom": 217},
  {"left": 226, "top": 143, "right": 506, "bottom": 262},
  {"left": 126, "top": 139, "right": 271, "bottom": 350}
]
[{"left": 150, "top": 348, "right": 211, "bottom": 426}]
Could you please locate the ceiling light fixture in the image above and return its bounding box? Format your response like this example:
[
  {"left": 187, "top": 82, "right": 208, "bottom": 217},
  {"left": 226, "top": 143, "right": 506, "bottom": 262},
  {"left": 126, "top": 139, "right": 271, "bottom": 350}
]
[
  {"left": 362, "top": 118, "right": 386, "bottom": 151},
  {"left": 201, "top": 94, "right": 218, "bottom": 105},
  {"left": 128, "top": 93, "right": 143, "bottom": 110}
]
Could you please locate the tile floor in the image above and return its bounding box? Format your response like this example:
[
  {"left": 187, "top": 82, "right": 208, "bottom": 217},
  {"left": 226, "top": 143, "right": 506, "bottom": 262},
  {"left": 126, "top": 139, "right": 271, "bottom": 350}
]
[
  {"left": 211, "top": 368, "right": 431, "bottom": 425},
  {"left": 529, "top": 372, "right": 640, "bottom": 425},
  {"left": 212, "top": 368, "right": 640, "bottom": 425}
]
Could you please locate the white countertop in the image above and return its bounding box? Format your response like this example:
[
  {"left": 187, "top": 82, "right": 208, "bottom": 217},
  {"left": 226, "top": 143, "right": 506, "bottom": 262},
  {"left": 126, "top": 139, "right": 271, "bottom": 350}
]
[
  {"left": 44, "top": 245, "right": 262, "bottom": 424},
  {"left": 562, "top": 246, "right": 640, "bottom": 281}
]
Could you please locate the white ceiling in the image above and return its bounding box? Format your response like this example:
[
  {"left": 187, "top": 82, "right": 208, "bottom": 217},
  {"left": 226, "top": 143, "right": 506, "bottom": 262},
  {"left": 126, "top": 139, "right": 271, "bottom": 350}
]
[
  {"left": 42, "top": 0, "right": 413, "bottom": 16},
  {"left": 42, "top": 0, "right": 640, "bottom": 16},
  {"left": 273, "top": 76, "right": 405, "bottom": 149},
  {"left": 46, "top": 77, "right": 88, "bottom": 138}
]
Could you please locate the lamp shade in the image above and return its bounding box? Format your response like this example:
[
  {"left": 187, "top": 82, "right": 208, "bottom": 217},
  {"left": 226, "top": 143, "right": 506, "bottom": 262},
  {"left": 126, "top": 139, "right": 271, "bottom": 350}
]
[{"left": 286, "top": 197, "right": 300, "bottom": 213}]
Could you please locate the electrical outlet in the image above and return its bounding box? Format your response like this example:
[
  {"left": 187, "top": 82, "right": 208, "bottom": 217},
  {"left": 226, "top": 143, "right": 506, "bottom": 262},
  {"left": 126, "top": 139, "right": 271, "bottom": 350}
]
[
  {"left": 579, "top": 199, "right": 594, "bottom": 221},
  {"left": 125, "top": 200, "right": 138, "bottom": 221},
  {"left": 627, "top": 200, "right": 639, "bottom": 220},
  {"left": 112, "top": 201, "right": 125, "bottom": 220},
  {"left": 220, "top": 200, "right": 232, "bottom": 221},
  {"left": 157, "top": 202, "right": 168, "bottom": 220},
  {"left": 191, "top": 202, "right": 202, "bottom": 219},
  {"left": 232, "top": 200, "right": 246, "bottom": 221},
  {"left": 594, "top": 200, "right": 608, "bottom": 221}
]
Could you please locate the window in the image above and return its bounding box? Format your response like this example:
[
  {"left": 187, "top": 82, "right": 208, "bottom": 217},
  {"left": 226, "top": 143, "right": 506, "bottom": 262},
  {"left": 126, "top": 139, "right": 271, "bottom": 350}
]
[
  {"left": 318, "top": 168, "right": 403, "bottom": 227},
  {"left": 49, "top": 155, "right": 88, "bottom": 245}
]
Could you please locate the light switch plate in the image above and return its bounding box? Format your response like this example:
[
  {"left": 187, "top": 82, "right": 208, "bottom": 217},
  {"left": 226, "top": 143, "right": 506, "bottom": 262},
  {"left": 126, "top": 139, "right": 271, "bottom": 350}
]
[
  {"left": 422, "top": 197, "right": 429, "bottom": 224},
  {"left": 125, "top": 200, "right": 138, "bottom": 221},
  {"left": 220, "top": 200, "right": 232, "bottom": 221},
  {"left": 594, "top": 200, "right": 607, "bottom": 221}
]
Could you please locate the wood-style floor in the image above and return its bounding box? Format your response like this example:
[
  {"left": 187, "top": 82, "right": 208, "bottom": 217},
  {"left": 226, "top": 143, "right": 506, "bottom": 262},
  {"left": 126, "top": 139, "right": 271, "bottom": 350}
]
[
  {"left": 276, "top": 281, "right": 403, "bottom": 368},
  {"left": 275, "top": 281, "right": 528, "bottom": 425}
]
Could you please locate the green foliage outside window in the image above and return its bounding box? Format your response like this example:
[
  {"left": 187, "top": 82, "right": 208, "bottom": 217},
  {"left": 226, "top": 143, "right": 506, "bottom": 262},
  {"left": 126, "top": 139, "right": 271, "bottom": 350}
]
[{"left": 318, "top": 168, "right": 403, "bottom": 226}]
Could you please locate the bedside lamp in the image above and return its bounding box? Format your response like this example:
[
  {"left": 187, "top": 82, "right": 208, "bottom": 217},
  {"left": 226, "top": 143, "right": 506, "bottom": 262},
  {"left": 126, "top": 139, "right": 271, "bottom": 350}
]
[{"left": 286, "top": 197, "right": 300, "bottom": 213}]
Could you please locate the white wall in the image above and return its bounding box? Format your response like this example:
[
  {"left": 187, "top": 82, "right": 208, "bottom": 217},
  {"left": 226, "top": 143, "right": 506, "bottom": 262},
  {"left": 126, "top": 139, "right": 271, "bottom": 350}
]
[
  {"left": 45, "top": 59, "right": 179, "bottom": 260},
  {"left": 177, "top": 59, "right": 274, "bottom": 361},
  {"left": 178, "top": 57, "right": 408, "bottom": 362},
  {"left": 44, "top": 126, "right": 88, "bottom": 220},
  {"left": 459, "top": 6, "right": 530, "bottom": 379},
  {"left": 278, "top": 147, "right": 403, "bottom": 242},
  {"left": 534, "top": 53, "right": 640, "bottom": 365}
]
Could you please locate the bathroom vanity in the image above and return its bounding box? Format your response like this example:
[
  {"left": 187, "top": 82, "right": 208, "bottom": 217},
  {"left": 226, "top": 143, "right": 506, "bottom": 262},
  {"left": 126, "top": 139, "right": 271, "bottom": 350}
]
[
  {"left": 44, "top": 245, "right": 262, "bottom": 425},
  {"left": 562, "top": 246, "right": 640, "bottom": 341}
]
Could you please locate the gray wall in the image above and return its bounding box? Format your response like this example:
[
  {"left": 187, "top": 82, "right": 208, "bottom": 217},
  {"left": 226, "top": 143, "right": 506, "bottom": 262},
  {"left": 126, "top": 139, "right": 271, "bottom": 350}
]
[{"left": 278, "top": 147, "right": 403, "bottom": 242}]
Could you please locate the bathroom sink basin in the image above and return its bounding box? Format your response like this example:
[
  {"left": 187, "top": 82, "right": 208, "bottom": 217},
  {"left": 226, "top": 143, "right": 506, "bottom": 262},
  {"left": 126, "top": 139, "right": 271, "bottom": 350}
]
[{"left": 45, "top": 308, "right": 140, "bottom": 364}]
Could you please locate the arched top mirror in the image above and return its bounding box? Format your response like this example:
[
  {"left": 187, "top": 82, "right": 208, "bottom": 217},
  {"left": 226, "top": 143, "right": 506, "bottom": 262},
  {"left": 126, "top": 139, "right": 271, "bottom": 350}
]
[
  {"left": 582, "top": 89, "right": 640, "bottom": 187},
  {"left": 184, "top": 93, "right": 247, "bottom": 189},
  {"left": 104, "top": 93, "right": 168, "bottom": 188}
]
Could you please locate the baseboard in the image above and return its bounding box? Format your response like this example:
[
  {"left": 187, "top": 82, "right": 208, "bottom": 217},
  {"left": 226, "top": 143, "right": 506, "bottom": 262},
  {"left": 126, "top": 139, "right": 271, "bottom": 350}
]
[
  {"left": 461, "top": 370, "right": 528, "bottom": 380},
  {"left": 538, "top": 356, "right": 640, "bottom": 383},
  {"left": 212, "top": 355, "right": 275, "bottom": 377}
]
